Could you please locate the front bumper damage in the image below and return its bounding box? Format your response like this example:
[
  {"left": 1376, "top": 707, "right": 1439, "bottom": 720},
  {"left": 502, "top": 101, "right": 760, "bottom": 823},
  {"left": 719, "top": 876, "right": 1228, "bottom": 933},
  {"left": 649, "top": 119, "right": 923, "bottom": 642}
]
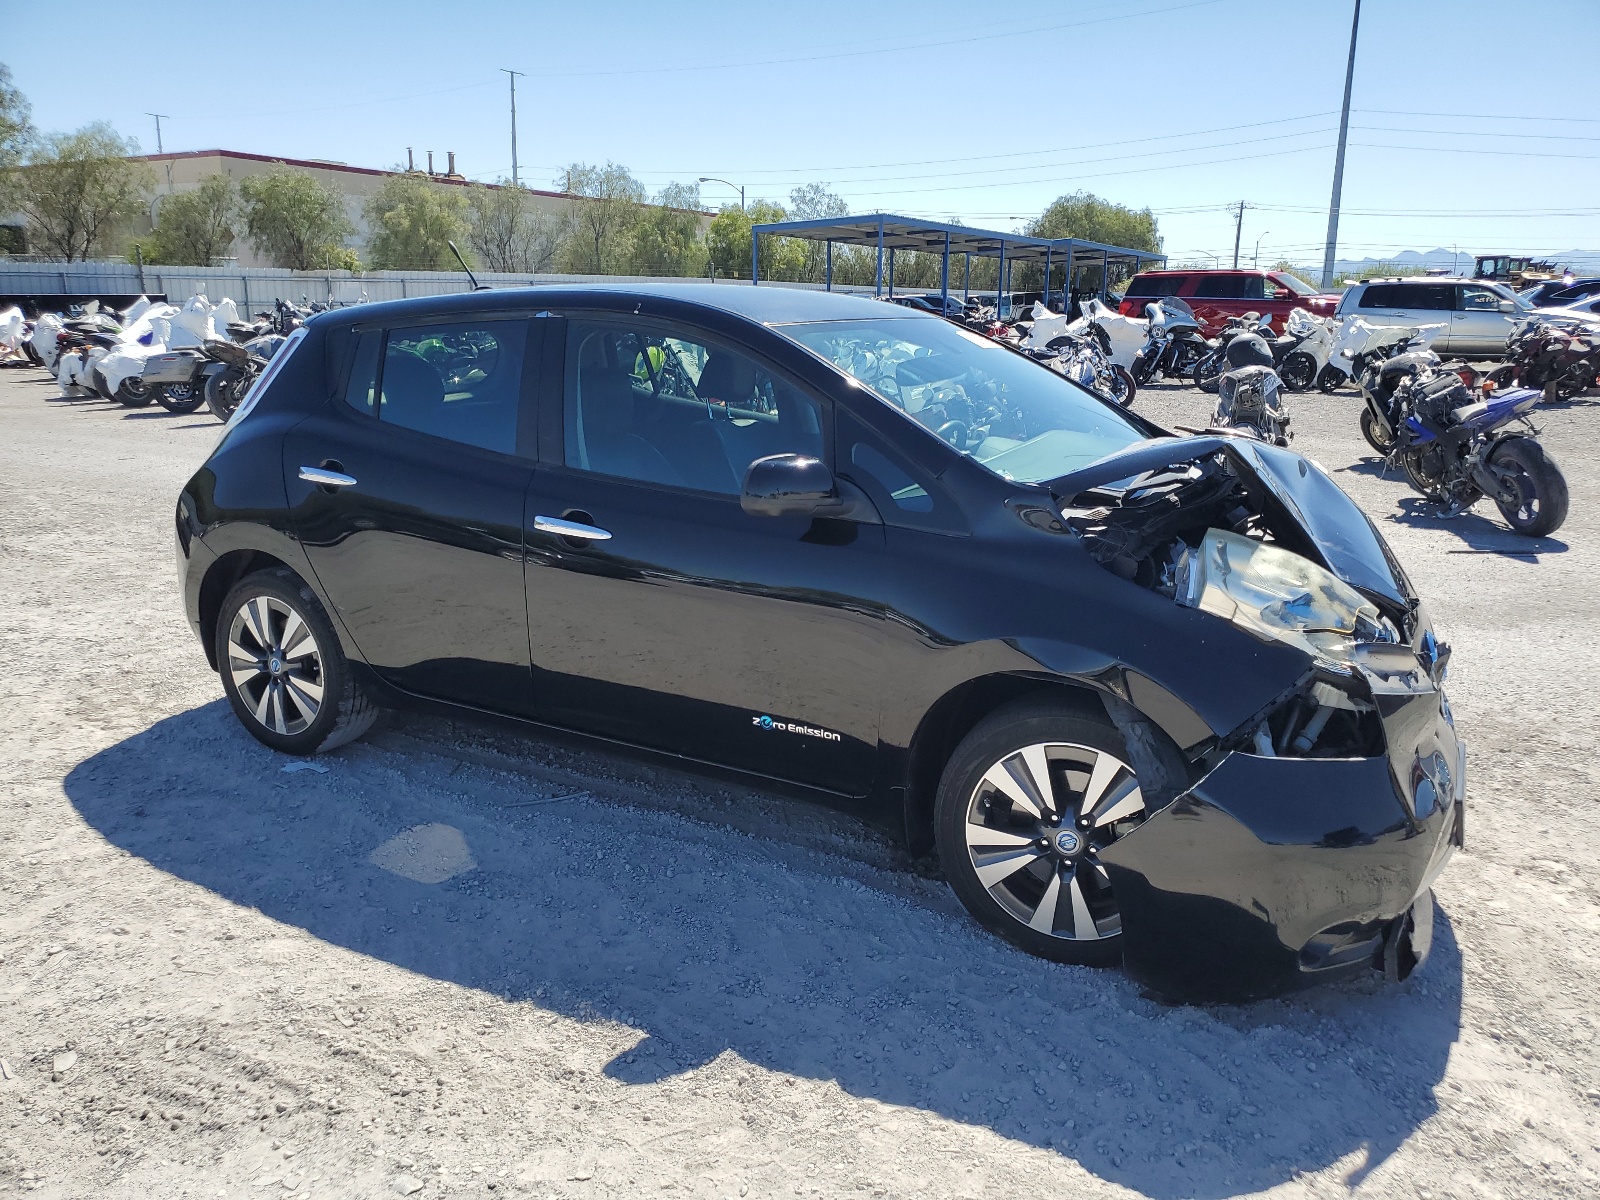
[{"left": 1100, "top": 658, "right": 1464, "bottom": 1004}]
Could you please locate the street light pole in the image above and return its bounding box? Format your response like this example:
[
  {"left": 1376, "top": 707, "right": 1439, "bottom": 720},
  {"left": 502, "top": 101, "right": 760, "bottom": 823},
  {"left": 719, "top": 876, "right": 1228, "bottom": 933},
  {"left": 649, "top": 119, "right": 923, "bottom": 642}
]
[
  {"left": 146, "top": 113, "right": 169, "bottom": 155},
  {"left": 1254, "top": 231, "right": 1270, "bottom": 269},
  {"left": 697, "top": 177, "right": 745, "bottom": 209},
  {"left": 500, "top": 70, "right": 523, "bottom": 187},
  {"left": 1322, "top": 0, "right": 1362, "bottom": 289}
]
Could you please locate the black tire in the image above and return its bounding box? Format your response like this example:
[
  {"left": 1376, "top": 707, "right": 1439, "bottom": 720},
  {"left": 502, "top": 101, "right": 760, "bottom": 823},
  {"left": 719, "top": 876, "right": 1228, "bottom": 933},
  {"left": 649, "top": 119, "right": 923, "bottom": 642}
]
[
  {"left": 935, "top": 700, "right": 1147, "bottom": 968},
  {"left": 1281, "top": 352, "right": 1317, "bottom": 392},
  {"left": 205, "top": 368, "right": 245, "bottom": 421},
  {"left": 1108, "top": 365, "right": 1137, "bottom": 407},
  {"left": 90, "top": 366, "right": 115, "bottom": 402},
  {"left": 1191, "top": 354, "right": 1224, "bottom": 393},
  {"left": 1316, "top": 364, "right": 1346, "bottom": 393},
  {"left": 1360, "top": 407, "right": 1396, "bottom": 454},
  {"left": 216, "top": 568, "right": 379, "bottom": 755},
  {"left": 22, "top": 340, "right": 42, "bottom": 367},
  {"left": 114, "top": 375, "right": 155, "bottom": 407},
  {"left": 1487, "top": 436, "right": 1568, "bottom": 537},
  {"left": 1399, "top": 450, "right": 1450, "bottom": 501},
  {"left": 156, "top": 380, "right": 206, "bottom": 414}
]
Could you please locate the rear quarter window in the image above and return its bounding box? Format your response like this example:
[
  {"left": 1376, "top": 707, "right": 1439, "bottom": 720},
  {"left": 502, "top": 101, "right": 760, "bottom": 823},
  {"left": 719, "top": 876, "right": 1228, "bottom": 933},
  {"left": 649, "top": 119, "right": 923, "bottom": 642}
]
[{"left": 1193, "top": 275, "right": 1248, "bottom": 299}]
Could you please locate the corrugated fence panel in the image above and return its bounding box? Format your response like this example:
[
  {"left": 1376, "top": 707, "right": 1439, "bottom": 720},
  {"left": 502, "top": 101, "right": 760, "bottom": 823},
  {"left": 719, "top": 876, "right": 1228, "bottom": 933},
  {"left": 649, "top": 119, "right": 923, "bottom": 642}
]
[{"left": 0, "top": 262, "right": 875, "bottom": 311}]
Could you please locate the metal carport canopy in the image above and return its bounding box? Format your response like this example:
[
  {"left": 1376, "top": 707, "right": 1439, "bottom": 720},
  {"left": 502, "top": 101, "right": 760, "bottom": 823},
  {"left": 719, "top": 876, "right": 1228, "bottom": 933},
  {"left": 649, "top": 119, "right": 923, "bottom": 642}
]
[{"left": 747, "top": 212, "right": 1165, "bottom": 307}]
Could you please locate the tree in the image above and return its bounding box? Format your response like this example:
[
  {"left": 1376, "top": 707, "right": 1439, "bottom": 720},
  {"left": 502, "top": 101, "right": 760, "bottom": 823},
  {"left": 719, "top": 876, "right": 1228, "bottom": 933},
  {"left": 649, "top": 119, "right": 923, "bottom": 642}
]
[
  {"left": 628, "top": 181, "right": 707, "bottom": 277},
  {"left": 0, "top": 63, "right": 34, "bottom": 168},
  {"left": 238, "top": 167, "right": 356, "bottom": 271},
  {"left": 1026, "top": 191, "right": 1162, "bottom": 253},
  {"left": 466, "top": 182, "right": 560, "bottom": 273},
  {"left": 787, "top": 183, "right": 850, "bottom": 282},
  {"left": 10, "top": 123, "right": 152, "bottom": 261},
  {"left": 364, "top": 172, "right": 470, "bottom": 271},
  {"left": 706, "top": 200, "right": 807, "bottom": 281},
  {"left": 560, "top": 162, "right": 645, "bottom": 274},
  {"left": 144, "top": 174, "right": 237, "bottom": 265}
]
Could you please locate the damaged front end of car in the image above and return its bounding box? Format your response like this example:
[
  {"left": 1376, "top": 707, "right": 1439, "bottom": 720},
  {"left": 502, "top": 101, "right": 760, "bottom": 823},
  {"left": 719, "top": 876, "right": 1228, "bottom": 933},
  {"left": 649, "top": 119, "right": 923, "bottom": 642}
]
[{"left": 1050, "top": 436, "right": 1465, "bottom": 1003}]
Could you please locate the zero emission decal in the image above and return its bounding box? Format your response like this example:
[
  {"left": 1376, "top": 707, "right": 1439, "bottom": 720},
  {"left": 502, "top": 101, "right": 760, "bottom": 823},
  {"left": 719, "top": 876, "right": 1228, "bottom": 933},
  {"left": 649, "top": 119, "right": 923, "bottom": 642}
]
[{"left": 752, "top": 714, "right": 842, "bottom": 742}]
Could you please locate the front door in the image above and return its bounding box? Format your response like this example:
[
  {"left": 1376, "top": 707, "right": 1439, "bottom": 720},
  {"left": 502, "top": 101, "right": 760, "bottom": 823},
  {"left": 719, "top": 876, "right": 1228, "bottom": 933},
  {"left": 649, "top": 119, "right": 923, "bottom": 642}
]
[
  {"left": 284, "top": 315, "right": 538, "bottom": 714},
  {"left": 522, "top": 314, "right": 887, "bottom": 795},
  {"left": 1452, "top": 284, "right": 1517, "bottom": 356}
]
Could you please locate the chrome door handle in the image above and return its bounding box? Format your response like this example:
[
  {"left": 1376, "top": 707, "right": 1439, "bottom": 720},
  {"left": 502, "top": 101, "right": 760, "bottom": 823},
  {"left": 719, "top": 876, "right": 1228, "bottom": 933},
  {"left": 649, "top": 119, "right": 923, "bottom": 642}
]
[
  {"left": 299, "top": 466, "right": 357, "bottom": 488},
  {"left": 534, "top": 515, "right": 612, "bottom": 541}
]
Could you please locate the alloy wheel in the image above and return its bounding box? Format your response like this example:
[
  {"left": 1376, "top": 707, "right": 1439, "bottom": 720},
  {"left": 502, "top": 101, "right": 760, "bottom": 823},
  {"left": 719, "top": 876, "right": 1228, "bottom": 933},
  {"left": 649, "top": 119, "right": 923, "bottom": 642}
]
[
  {"left": 226, "top": 595, "right": 325, "bottom": 736},
  {"left": 963, "top": 741, "right": 1145, "bottom": 941}
]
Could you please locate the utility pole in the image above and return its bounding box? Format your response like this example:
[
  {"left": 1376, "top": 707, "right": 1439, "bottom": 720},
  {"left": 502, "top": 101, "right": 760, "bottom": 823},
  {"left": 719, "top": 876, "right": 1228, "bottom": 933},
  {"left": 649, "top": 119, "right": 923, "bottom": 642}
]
[
  {"left": 1322, "top": 0, "right": 1361, "bottom": 289},
  {"left": 500, "top": 70, "right": 523, "bottom": 187},
  {"left": 146, "top": 113, "right": 169, "bottom": 155},
  {"left": 1227, "top": 201, "right": 1253, "bottom": 268}
]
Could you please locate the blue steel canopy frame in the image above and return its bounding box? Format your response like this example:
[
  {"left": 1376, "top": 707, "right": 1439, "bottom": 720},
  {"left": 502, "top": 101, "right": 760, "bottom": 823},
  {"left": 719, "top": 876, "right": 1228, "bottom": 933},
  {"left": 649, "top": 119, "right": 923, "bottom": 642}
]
[{"left": 748, "top": 213, "right": 1165, "bottom": 314}]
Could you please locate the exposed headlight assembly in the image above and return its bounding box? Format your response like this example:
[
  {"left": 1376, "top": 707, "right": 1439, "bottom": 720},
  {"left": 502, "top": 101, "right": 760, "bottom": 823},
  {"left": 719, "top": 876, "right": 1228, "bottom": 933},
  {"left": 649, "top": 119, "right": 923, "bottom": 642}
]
[{"left": 1175, "top": 528, "right": 1398, "bottom": 666}]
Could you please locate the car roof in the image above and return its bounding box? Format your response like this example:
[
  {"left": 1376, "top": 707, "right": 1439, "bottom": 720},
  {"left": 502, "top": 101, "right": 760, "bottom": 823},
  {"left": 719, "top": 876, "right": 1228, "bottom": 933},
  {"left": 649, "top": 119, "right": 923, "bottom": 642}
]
[
  {"left": 308, "top": 282, "right": 916, "bottom": 330},
  {"left": 1349, "top": 277, "right": 1480, "bottom": 286}
]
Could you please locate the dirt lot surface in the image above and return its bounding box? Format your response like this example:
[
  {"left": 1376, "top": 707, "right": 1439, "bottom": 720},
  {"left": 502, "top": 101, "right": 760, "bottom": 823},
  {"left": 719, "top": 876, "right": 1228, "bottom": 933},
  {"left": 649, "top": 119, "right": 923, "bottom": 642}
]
[{"left": 2, "top": 366, "right": 1598, "bottom": 1200}]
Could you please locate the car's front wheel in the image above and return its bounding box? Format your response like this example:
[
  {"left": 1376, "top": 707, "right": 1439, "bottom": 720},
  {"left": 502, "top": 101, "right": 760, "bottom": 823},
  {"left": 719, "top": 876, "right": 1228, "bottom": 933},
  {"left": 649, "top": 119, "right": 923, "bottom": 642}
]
[
  {"left": 216, "top": 568, "right": 378, "bottom": 754},
  {"left": 936, "top": 702, "right": 1147, "bottom": 967}
]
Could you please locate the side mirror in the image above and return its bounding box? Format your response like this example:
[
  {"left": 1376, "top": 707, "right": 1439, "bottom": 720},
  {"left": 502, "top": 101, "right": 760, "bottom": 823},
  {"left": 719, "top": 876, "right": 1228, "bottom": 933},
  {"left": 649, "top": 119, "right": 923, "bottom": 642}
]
[{"left": 741, "top": 454, "right": 839, "bottom": 518}]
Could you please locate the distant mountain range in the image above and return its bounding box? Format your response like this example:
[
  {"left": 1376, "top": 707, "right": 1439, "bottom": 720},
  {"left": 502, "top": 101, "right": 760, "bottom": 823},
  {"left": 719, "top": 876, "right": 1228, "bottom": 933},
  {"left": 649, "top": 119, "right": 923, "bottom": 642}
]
[{"left": 1326, "top": 247, "right": 1600, "bottom": 276}]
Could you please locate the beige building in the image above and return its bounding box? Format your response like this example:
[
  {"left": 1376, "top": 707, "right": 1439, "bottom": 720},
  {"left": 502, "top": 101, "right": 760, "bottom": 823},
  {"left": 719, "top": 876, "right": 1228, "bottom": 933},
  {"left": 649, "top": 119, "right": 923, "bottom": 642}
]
[{"left": 132, "top": 149, "right": 600, "bottom": 268}]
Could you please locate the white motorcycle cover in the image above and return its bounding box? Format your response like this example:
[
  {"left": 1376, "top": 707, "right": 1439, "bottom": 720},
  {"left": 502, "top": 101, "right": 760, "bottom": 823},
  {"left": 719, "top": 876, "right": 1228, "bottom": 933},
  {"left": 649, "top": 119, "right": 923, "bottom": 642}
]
[
  {"left": 120, "top": 295, "right": 153, "bottom": 324},
  {"left": 1023, "top": 299, "right": 1147, "bottom": 370},
  {"left": 1330, "top": 317, "right": 1447, "bottom": 372},
  {"left": 29, "top": 313, "right": 64, "bottom": 370},
  {"left": 0, "top": 306, "right": 25, "bottom": 351},
  {"left": 57, "top": 345, "right": 107, "bottom": 395},
  {"left": 95, "top": 302, "right": 182, "bottom": 397}
]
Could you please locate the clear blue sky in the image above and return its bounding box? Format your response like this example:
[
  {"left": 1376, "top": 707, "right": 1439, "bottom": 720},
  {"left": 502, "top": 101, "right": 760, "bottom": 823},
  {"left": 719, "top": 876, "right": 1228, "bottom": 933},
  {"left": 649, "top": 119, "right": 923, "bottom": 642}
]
[{"left": 7, "top": 0, "right": 1598, "bottom": 270}]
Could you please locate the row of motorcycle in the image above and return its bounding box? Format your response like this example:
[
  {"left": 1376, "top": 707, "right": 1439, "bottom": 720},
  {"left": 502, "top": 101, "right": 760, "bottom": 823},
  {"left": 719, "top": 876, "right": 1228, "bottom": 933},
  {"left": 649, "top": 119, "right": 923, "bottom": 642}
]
[
  {"left": 1000, "top": 297, "right": 1584, "bottom": 538},
  {"left": 1, "top": 294, "right": 314, "bottom": 421}
]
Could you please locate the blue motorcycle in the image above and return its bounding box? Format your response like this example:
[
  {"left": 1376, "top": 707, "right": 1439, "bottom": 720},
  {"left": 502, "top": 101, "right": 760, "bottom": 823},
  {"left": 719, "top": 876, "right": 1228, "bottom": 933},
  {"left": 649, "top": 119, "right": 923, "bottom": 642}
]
[{"left": 1389, "top": 369, "right": 1569, "bottom": 537}]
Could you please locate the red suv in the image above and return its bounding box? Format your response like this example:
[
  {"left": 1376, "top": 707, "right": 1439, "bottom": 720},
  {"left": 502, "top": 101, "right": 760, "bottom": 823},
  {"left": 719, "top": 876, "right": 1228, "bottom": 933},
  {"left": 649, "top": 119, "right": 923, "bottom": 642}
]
[{"left": 1118, "top": 269, "right": 1339, "bottom": 335}]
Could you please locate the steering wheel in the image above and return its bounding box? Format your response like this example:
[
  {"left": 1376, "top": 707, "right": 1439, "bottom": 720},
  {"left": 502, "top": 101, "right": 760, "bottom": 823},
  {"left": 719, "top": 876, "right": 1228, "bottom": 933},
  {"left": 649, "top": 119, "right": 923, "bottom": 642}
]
[{"left": 936, "top": 420, "right": 968, "bottom": 447}]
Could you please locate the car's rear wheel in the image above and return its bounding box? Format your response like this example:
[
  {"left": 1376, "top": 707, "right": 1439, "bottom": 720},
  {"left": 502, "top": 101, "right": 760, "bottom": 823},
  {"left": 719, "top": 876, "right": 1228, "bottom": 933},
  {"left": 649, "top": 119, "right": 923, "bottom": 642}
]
[
  {"left": 936, "top": 702, "right": 1147, "bottom": 967},
  {"left": 216, "top": 568, "right": 378, "bottom": 755}
]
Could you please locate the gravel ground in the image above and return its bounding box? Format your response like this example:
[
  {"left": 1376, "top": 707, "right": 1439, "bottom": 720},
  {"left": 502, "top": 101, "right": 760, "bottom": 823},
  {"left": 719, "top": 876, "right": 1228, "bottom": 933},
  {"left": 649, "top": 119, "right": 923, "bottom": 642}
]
[{"left": 1, "top": 366, "right": 1598, "bottom": 1200}]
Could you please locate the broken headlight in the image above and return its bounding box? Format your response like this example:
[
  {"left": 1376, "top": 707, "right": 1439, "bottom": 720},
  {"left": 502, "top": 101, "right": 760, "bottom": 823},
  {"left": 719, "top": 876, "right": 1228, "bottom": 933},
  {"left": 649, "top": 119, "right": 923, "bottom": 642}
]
[{"left": 1175, "top": 528, "right": 1398, "bottom": 666}]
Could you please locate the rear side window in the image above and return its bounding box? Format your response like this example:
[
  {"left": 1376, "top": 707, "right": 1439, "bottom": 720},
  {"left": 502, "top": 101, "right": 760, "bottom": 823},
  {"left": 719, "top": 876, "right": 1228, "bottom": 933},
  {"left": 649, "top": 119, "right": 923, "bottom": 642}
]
[
  {"left": 1358, "top": 284, "right": 1400, "bottom": 308},
  {"left": 1192, "top": 275, "right": 1247, "bottom": 299},
  {"left": 1125, "top": 274, "right": 1186, "bottom": 298},
  {"left": 343, "top": 319, "right": 528, "bottom": 454},
  {"left": 1359, "top": 283, "right": 1453, "bottom": 311}
]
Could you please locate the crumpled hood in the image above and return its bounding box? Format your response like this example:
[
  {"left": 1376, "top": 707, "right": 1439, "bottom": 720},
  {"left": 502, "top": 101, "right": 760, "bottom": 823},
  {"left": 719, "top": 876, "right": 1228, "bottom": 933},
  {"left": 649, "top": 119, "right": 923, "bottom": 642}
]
[{"left": 1049, "top": 435, "right": 1411, "bottom": 610}]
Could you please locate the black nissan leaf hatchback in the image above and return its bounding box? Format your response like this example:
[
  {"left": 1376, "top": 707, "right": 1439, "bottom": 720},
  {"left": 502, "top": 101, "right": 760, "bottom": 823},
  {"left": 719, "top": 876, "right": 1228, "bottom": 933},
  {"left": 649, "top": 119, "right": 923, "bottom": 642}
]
[{"left": 175, "top": 284, "right": 1464, "bottom": 1002}]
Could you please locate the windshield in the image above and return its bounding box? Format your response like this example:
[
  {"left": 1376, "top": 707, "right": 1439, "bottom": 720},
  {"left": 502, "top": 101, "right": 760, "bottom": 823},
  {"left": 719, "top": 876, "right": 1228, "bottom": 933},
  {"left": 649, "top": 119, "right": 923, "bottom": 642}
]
[
  {"left": 780, "top": 317, "right": 1145, "bottom": 484},
  {"left": 1274, "top": 273, "right": 1320, "bottom": 296}
]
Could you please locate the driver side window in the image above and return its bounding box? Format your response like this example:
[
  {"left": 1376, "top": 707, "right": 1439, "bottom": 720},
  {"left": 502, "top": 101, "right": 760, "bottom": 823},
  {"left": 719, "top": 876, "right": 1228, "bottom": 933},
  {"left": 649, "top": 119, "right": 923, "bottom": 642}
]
[{"left": 563, "top": 319, "right": 825, "bottom": 495}]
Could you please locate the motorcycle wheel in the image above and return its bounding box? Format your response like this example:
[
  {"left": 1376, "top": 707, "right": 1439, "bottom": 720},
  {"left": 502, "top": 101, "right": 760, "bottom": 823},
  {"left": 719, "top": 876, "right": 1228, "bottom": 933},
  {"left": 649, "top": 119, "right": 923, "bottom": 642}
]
[
  {"left": 22, "top": 341, "right": 43, "bottom": 367},
  {"left": 205, "top": 369, "right": 245, "bottom": 421},
  {"left": 1191, "top": 355, "right": 1224, "bottom": 393},
  {"left": 91, "top": 367, "right": 115, "bottom": 402},
  {"left": 114, "top": 376, "right": 155, "bottom": 407},
  {"left": 1488, "top": 436, "right": 1568, "bottom": 537},
  {"left": 157, "top": 381, "right": 207, "bottom": 414},
  {"left": 1108, "top": 366, "right": 1137, "bottom": 408},
  {"left": 1316, "top": 365, "right": 1347, "bottom": 393},
  {"left": 1359, "top": 408, "right": 1396, "bottom": 455},
  {"left": 1400, "top": 451, "right": 1449, "bottom": 500},
  {"left": 1281, "top": 352, "right": 1317, "bottom": 392}
]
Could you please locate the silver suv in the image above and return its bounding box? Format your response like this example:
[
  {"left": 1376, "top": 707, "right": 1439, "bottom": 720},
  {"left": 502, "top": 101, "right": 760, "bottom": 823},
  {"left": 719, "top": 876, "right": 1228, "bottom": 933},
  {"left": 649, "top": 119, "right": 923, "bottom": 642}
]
[{"left": 1335, "top": 276, "right": 1530, "bottom": 356}]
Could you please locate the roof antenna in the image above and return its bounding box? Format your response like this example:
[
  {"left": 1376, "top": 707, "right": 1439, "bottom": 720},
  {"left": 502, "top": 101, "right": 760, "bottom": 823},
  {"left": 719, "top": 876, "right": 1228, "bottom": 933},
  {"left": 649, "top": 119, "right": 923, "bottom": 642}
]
[{"left": 448, "top": 241, "right": 488, "bottom": 291}]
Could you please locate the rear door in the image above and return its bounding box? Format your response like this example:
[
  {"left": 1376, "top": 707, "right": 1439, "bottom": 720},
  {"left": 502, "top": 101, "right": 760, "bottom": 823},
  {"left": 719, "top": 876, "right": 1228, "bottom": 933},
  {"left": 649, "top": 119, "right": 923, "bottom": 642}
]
[
  {"left": 521, "top": 312, "right": 891, "bottom": 795},
  {"left": 284, "top": 314, "right": 539, "bottom": 714}
]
